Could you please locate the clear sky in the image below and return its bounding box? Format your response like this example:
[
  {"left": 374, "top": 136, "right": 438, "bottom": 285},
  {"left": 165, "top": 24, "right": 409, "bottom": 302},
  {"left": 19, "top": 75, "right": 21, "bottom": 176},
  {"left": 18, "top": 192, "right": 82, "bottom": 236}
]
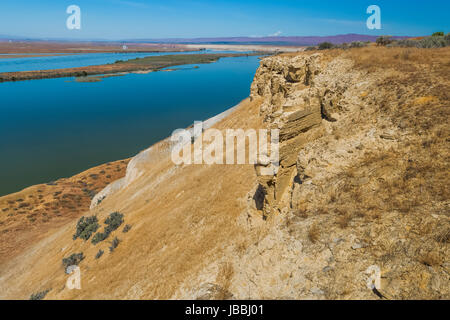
[{"left": 0, "top": 0, "right": 448, "bottom": 39}]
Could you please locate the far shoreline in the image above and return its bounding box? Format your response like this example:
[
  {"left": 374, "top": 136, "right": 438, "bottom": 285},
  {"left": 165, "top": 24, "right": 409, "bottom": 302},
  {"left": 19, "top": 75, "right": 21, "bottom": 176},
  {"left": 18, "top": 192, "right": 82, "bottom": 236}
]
[{"left": 0, "top": 52, "right": 265, "bottom": 83}]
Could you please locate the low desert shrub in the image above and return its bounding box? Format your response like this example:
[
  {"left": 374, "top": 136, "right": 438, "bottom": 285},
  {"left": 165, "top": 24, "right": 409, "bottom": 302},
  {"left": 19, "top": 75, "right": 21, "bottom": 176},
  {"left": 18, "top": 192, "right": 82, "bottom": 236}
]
[
  {"left": 376, "top": 36, "right": 393, "bottom": 46},
  {"left": 62, "top": 252, "right": 84, "bottom": 268},
  {"left": 393, "top": 36, "right": 449, "bottom": 48},
  {"left": 95, "top": 249, "right": 104, "bottom": 259},
  {"left": 122, "top": 224, "right": 132, "bottom": 233},
  {"left": 91, "top": 231, "right": 108, "bottom": 245},
  {"left": 91, "top": 212, "right": 124, "bottom": 244},
  {"left": 109, "top": 237, "right": 120, "bottom": 252},
  {"left": 73, "top": 216, "right": 99, "bottom": 241},
  {"left": 350, "top": 41, "right": 367, "bottom": 48},
  {"left": 318, "top": 42, "right": 334, "bottom": 50},
  {"left": 432, "top": 31, "right": 444, "bottom": 37},
  {"left": 104, "top": 212, "right": 124, "bottom": 234},
  {"left": 30, "top": 289, "right": 50, "bottom": 300}
]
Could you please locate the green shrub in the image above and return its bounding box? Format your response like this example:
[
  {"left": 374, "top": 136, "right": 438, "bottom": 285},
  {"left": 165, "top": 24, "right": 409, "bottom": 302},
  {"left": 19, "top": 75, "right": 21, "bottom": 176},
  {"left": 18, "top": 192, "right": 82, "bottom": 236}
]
[
  {"left": 393, "top": 39, "right": 417, "bottom": 48},
  {"left": 333, "top": 43, "right": 347, "bottom": 49},
  {"left": 419, "top": 36, "right": 447, "bottom": 48},
  {"left": 62, "top": 253, "right": 84, "bottom": 268},
  {"left": 73, "top": 216, "right": 99, "bottom": 241},
  {"left": 104, "top": 212, "right": 124, "bottom": 234},
  {"left": 122, "top": 224, "right": 132, "bottom": 233},
  {"left": 91, "top": 212, "right": 124, "bottom": 244},
  {"left": 95, "top": 249, "right": 104, "bottom": 259},
  {"left": 432, "top": 32, "right": 444, "bottom": 37},
  {"left": 30, "top": 289, "right": 50, "bottom": 300},
  {"left": 376, "top": 36, "right": 393, "bottom": 46},
  {"left": 318, "top": 42, "right": 334, "bottom": 50},
  {"left": 304, "top": 46, "right": 317, "bottom": 51},
  {"left": 92, "top": 231, "right": 108, "bottom": 245},
  {"left": 109, "top": 237, "right": 120, "bottom": 252},
  {"left": 349, "top": 41, "right": 367, "bottom": 48},
  {"left": 394, "top": 36, "right": 449, "bottom": 48}
]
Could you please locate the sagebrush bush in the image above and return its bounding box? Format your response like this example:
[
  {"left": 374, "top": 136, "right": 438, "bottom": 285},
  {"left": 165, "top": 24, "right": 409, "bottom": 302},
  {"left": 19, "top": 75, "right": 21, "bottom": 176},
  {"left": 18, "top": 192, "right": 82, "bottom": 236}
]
[
  {"left": 91, "top": 212, "right": 124, "bottom": 244},
  {"left": 376, "top": 36, "right": 393, "bottom": 46},
  {"left": 318, "top": 42, "right": 334, "bottom": 50},
  {"left": 122, "top": 224, "right": 132, "bottom": 233},
  {"left": 350, "top": 41, "right": 367, "bottom": 48},
  {"left": 29, "top": 289, "right": 50, "bottom": 300},
  {"left": 104, "top": 212, "right": 124, "bottom": 234},
  {"left": 91, "top": 231, "right": 108, "bottom": 245},
  {"left": 73, "top": 216, "right": 99, "bottom": 241},
  {"left": 109, "top": 237, "right": 120, "bottom": 252},
  {"left": 95, "top": 249, "right": 104, "bottom": 259},
  {"left": 393, "top": 35, "right": 449, "bottom": 49},
  {"left": 62, "top": 252, "right": 84, "bottom": 268}
]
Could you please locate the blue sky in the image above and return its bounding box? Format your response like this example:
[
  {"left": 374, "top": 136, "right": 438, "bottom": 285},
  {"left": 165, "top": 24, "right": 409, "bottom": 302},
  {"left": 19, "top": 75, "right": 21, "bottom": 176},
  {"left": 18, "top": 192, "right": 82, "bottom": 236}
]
[{"left": 0, "top": 0, "right": 448, "bottom": 39}]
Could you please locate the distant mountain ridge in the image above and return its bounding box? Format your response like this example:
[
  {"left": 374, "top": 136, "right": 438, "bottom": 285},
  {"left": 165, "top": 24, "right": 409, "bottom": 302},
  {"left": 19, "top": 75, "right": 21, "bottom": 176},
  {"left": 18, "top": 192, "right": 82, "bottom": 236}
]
[
  {"left": 0, "top": 33, "right": 412, "bottom": 46},
  {"left": 129, "top": 34, "right": 411, "bottom": 45}
]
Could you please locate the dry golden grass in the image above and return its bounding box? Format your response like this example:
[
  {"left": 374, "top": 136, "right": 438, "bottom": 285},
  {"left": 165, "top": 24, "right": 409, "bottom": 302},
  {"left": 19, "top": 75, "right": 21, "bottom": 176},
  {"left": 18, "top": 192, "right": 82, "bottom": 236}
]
[
  {"left": 343, "top": 46, "right": 450, "bottom": 78},
  {"left": 216, "top": 262, "right": 234, "bottom": 297},
  {"left": 316, "top": 47, "right": 450, "bottom": 226}
]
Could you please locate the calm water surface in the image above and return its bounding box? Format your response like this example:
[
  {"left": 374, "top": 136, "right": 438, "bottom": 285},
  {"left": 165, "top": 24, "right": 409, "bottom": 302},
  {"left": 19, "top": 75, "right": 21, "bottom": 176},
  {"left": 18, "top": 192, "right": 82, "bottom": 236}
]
[
  {"left": 0, "top": 55, "right": 261, "bottom": 195},
  {"left": 0, "top": 49, "right": 240, "bottom": 72}
]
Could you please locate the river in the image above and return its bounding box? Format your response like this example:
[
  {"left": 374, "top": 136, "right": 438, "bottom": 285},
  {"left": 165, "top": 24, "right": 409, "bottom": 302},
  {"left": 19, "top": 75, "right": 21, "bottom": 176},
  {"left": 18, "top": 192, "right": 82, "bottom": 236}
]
[{"left": 0, "top": 53, "right": 261, "bottom": 195}]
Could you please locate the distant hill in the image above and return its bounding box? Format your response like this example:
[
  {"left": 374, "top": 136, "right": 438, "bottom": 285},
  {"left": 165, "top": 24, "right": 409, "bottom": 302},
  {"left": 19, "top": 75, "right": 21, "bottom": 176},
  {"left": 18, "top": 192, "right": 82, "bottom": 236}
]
[
  {"left": 129, "top": 34, "right": 411, "bottom": 46},
  {"left": 0, "top": 33, "right": 412, "bottom": 46}
]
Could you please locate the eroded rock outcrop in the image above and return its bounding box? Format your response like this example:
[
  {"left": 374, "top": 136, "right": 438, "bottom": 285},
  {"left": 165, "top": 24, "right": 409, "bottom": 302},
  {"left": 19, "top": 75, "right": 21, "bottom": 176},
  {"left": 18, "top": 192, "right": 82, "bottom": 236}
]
[
  {"left": 179, "top": 49, "right": 448, "bottom": 300},
  {"left": 251, "top": 54, "right": 331, "bottom": 217}
]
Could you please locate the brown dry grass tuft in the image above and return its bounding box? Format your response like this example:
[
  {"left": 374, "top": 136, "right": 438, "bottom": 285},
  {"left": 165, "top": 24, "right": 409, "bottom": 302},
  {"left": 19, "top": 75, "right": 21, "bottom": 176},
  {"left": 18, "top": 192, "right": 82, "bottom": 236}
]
[
  {"left": 336, "top": 211, "right": 353, "bottom": 229},
  {"left": 216, "top": 262, "right": 234, "bottom": 299},
  {"left": 308, "top": 223, "right": 320, "bottom": 243}
]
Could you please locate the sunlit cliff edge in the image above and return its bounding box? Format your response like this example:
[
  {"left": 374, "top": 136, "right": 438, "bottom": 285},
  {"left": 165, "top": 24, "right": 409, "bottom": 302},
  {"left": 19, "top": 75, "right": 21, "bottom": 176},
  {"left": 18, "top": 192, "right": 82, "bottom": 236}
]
[{"left": 1, "top": 46, "right": 449, "bottom": 299}]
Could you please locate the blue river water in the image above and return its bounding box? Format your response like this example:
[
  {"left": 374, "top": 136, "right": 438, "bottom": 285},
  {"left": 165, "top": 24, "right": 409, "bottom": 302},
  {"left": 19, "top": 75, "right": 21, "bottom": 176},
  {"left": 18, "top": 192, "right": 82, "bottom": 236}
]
[
  {"left": 0, "top": 54, "right": 261, "bottom": 196},
  {"left": 0, "top": 49, "right": 238, "bottom": 72}
]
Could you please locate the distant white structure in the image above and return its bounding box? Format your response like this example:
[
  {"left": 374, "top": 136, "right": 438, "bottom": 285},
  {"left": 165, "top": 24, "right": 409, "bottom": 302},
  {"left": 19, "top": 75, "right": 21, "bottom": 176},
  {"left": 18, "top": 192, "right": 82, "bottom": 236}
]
[{"left": 122, "top": 45, "right": 128, "bottom": 50}]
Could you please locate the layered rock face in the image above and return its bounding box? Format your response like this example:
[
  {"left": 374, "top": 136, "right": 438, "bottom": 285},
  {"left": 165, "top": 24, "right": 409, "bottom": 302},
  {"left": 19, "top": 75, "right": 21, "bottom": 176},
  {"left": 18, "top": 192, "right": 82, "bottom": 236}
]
[{"left": 251, "top": 54, "right": 327, "bottom": 217}]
